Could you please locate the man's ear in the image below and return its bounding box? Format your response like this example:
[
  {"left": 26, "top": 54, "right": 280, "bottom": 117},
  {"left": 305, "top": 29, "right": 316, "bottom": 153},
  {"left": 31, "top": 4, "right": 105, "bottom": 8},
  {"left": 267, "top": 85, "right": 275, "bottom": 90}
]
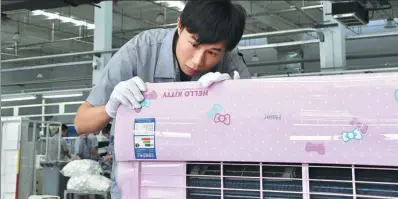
[{"left": 177, "top": 17, "right": 182, "bottom": 35}]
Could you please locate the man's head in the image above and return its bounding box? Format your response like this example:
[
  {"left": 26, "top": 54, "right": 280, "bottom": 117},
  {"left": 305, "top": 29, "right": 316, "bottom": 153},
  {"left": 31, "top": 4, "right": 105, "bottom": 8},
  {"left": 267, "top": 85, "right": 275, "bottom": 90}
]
[
  {"left": 61, "top": 124, "right": 68, "bottom": 137},
  {"left": 102, "top": 124, "right": 112, "bottom": 138},
  {"left": 175, "top": 0, "right": 247, "bottom": 77}
]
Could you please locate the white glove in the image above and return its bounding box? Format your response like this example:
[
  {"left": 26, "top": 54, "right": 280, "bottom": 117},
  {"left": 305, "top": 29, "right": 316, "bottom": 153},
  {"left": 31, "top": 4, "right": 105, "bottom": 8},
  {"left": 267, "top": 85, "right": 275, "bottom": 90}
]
[
  {"left": 198, "top": 71, "right": 240, "bottom": 88},
  {"left": 105, "top": 76, "right": 147, "bottom": 118}
]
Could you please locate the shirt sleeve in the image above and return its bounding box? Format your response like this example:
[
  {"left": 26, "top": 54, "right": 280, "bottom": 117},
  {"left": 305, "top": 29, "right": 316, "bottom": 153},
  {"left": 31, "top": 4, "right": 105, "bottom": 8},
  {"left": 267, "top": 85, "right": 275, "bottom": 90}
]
[
  {"left": 89, "top": 134, "right": 99, "bottom": 148},
  {"left": 61, "top": 138, "right": 69, "bottom": 153},
  {"left": 223, "top": 47, "right": 251, "bottom": 79},
  {"left": 86, "top": 41, "right": 138, "bottom": 107},
  {"left": 74, "top": 138, "right": 81, "bottom": 156}
]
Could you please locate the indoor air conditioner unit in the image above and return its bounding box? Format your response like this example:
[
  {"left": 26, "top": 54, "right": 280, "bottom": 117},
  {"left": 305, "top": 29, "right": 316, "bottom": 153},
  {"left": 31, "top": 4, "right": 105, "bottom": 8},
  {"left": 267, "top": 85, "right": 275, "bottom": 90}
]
[
  {"left": 332, "top": 1, "right": 369, "bottom": 26},
  {"left": 114, "top": 72, "right": 398, "bottom": 198}
]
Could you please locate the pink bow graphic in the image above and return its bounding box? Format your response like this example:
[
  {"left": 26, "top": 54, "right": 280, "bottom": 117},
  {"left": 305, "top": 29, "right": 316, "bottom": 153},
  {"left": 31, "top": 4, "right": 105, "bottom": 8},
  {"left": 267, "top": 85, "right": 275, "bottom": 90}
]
[
  {"left": 214, "top": 113, "right": 231, "bottom": 125},
  {"left": 133, "top": 91, "right": 158, "bottom": 113},
  {"left": 143, "top": 90, "right": 158, "bottom": 99},
  {"left": 350, "top": 117, "right": 368, "bottom": 135}
]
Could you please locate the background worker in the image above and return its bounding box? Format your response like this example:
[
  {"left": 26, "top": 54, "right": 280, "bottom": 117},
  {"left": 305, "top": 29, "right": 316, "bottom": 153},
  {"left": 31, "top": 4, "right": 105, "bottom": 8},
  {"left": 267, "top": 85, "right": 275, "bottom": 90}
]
[
  {"left": 47, "top": 124, "right": 71, "bottom": 161},
  {"left": 74, "top": 0, "right": 250, "bottom": 198},
  {"left": 74, "top": 133, "right": 96, "bottom": 160},
  {"left": 99, "top": 124, "right": 114, "bottom": 178}
]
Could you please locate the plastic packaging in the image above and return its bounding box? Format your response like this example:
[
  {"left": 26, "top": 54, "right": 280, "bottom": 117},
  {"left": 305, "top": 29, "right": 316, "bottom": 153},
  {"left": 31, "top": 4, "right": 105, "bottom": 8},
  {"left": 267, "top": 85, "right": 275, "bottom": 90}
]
[
  {"left": 60, "top": 159, "right": 102, "bottom": 177},
  {"left": 66, "top": 175, "right": 111, "bottom": 192}
]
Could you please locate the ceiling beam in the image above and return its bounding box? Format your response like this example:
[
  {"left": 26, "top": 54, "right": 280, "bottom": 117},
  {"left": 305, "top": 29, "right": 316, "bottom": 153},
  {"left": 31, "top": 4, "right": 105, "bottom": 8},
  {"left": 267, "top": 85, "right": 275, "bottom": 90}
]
[{"left": 247, "top": 2, "right": 303, "bottom": 41}]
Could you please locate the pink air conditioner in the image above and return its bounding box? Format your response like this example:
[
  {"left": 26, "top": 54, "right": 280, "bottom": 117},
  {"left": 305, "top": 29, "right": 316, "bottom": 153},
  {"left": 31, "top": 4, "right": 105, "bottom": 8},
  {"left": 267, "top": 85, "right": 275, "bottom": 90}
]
[{"left": 114, "top": 72, "right": 398, "bottom": 199}]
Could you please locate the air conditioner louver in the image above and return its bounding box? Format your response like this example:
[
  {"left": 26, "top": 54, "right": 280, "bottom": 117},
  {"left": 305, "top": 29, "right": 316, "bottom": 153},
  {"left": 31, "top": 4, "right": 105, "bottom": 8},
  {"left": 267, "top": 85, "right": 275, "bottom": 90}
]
[
  {"left": 187, "top": 162, "right": 303, "bottom": 199},
  {"left": 186, "top": 162, "right": 398, "bottom": 199}
]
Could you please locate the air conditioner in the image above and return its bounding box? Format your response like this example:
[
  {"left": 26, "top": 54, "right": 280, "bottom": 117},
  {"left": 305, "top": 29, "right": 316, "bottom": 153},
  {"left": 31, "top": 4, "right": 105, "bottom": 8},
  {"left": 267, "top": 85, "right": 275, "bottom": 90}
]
[
  {"left": 114, "top": 72, "right": 398, "bottom": 198},
  {"left": 332, "top": 1, "right": 369, "bottom": 26}
]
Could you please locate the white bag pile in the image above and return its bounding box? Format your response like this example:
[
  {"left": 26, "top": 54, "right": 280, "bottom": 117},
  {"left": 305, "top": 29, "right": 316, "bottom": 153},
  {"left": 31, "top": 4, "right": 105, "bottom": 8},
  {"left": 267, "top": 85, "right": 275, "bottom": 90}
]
[{"left": 60, "top": 159, "right": 111, "bottom": 192}]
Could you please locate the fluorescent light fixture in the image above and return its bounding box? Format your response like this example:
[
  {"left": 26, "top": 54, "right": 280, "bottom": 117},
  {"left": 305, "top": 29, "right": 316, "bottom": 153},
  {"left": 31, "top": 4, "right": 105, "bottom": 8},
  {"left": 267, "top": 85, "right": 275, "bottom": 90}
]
[
  {"left": 252, "top": 54, "right": 259, "bottom": 62},
  {"left": 1, "top": 94, "right": 37, "bottom": 102},
  {"left": 31, "top": 10, "right": 95, "bottom": 29},
  {"left": 154, "top": 1, "right": 185, "bottom": 11},
  {"left": 42, "top": 91, "right": 83, "bottom": 99},
  {"left": 155, "top": 13, "right": 165, "bottom": 23}
]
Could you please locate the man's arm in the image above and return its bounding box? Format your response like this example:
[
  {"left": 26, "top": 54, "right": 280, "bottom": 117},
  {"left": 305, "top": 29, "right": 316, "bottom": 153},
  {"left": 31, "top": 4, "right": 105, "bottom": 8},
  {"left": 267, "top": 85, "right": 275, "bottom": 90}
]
[
  {"left": 225, "top": 47, "right": 251, "bottom": 79},
  {"left": 74, "top": 138, "right": 82, "bottom": 160},
  {"left": 61, "top": 138, "right": 71, "bottom": 159},
  {"left": 74, "top": 42, "right": 137, "bottom": 134},
  {"left": 89, "top": 134, "right": 99, "bottom": 158}
]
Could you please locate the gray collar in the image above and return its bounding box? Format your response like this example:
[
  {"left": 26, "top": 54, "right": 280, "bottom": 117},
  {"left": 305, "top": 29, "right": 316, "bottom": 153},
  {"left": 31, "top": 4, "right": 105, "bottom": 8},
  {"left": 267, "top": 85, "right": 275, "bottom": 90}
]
[{"left": 154, "top": 28, "right": 180, "bottom": 80}]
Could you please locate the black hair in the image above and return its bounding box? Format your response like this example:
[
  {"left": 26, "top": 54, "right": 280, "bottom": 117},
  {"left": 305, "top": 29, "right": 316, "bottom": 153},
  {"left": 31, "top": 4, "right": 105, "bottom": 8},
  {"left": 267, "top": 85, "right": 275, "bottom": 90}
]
[
  {"left": 103, "top": 123, "right": 112, "bottom": 134},
  {"left": 179, "top": 0, "right": 247, "bottom": 52},
  {"left": 61, "top": 124, "right": 68, "bottom": 131}
]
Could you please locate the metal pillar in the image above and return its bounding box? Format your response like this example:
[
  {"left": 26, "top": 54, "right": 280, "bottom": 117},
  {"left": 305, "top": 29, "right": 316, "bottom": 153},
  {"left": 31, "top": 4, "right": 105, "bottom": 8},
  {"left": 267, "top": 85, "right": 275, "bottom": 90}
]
[
  {"left": 0, "top": 0, "right": 2, "bottom": 195},
  {"left": 319, "top": 1, "right": 346, "bottom": 70},
  {"left": 93, "top": 1, "right": 113, "bottom": 86}
]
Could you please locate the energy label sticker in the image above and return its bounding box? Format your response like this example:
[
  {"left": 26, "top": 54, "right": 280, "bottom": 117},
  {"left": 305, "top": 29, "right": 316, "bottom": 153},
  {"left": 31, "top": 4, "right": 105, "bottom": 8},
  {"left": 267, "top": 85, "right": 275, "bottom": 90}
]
[{"left": 133, "top": 118, "right": 156, "bottom": 159}]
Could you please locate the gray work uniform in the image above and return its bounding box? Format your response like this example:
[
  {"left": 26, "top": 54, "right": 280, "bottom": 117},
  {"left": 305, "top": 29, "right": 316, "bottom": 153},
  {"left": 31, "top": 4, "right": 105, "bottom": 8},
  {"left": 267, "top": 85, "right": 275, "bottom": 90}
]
[
  {"left": 88, "top": 133, "right": 98, "bottom": 149},
  {"left": 74, "top": 135, "right": 95, "bottom": 160},
  {"left": 47, "top": 134, "right": 69, "bottom": 161},
  {"left": 85, "top": 27, "right": 251, "bottom": 199}
]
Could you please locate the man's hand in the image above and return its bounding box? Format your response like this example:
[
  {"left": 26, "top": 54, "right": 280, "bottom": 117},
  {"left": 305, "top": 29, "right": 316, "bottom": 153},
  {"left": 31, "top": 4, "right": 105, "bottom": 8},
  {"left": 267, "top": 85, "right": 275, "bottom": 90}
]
[
  {"left": 198, "top": 71, "right": 240, "bottom": 88},
  {"left": 105, "top": 76, "right": 147, "bottom": 118}
]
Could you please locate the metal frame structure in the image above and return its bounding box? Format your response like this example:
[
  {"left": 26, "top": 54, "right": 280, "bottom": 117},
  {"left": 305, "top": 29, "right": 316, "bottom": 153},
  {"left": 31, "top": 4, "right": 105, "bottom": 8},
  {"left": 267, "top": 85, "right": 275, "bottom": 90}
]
[
  {"left": 1, "top": 117, "right": 63, "bottom": 199},
  {"left": 1, "top": 100, "right": 85, "bottom": 118},
  {"left": 0, "top": 29, "right": 397, "bottom": 94}
]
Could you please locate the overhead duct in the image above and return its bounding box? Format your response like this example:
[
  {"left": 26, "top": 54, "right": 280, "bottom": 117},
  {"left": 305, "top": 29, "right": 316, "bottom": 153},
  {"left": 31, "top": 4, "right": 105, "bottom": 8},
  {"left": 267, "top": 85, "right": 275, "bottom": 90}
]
[
  {"left": 1, "top": 0, "right": 108, "bottom": 12},
  {"left": 331, "top": 1, "right": 369, "bottom": 26}
]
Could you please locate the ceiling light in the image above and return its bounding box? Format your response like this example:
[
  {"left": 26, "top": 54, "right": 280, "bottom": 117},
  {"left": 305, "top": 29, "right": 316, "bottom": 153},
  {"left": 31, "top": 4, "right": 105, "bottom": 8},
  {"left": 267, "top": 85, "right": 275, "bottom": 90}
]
[
  {"left": 2, "top": 94, "right": 37, "bottom": 102},
  {"left": 384, "top": 19, "right": 396, "bottom": 29},
  {"left": 42, "top": 91, "right": 83, "bottom": 99},
  {"left": 154, "top": 1, "right": 185, "bottom": 11},
  {"left": 31, "top": 10, "right": 95, "bottom": 29},
  {"left": 252, "top": 54, "right": 259, "bottom": 62},
  {"left": 155, "top": 13, "right": 165, "bottom": 23},
  {"left": 12, "top": 32, "right": 21, "bottom": 41}
]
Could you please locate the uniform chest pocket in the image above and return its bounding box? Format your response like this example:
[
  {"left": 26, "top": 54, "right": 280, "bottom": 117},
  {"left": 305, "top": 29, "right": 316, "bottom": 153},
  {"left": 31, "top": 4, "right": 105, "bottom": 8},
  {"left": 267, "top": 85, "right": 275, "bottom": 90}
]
[{"left": 153, "top": 78, "right": 175, "bottom": 83}]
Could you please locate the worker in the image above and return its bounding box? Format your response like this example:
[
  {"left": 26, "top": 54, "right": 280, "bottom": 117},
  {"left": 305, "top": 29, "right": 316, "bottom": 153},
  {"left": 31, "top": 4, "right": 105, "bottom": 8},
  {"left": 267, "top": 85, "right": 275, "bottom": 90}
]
[
  {"left": 47, "top": 124, "right": 71, "bottom": 161},
  {"left": 101, "top": 123, "right": 112, "bottom": 139},
  {"left": 74, "top": 133, "right": 96, "bottom": 160},
  {"left": 99, "top": 124, "right": 114, "bottom": 178},
  {"left": 88, "top": 131, "right": 99, "bottom": 158},
  {"left": 74, "top": 0, "right": 249, "bottom": 198}
]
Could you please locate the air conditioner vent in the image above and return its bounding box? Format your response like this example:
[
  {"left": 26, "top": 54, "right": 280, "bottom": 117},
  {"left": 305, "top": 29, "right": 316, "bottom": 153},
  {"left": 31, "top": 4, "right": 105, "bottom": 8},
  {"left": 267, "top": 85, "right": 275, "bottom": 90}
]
[
  {"left": 187, "top": 162, "right": 303, "bottom": 199},
  {"left": 309, "top": 164, "right": 398, "bottom": 198},
  {"left": 186, "top": 162, "right": 398, "bottom": 198}
]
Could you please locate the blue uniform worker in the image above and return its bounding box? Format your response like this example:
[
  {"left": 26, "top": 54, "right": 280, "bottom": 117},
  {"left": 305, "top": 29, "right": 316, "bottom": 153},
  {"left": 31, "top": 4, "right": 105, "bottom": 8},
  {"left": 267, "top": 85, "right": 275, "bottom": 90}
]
[{"left": 74, "top": 0, "right": 250, "bottom": 198}]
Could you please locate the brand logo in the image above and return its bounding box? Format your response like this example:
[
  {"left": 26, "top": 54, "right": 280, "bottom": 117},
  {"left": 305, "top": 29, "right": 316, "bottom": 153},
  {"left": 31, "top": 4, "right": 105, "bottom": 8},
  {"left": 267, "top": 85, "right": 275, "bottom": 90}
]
[
  {"left": 264, "top": 114, "right": 282, "bottom": 120},
  {"left": 163, "top": 89, "right": 209, "bottom": 98}
]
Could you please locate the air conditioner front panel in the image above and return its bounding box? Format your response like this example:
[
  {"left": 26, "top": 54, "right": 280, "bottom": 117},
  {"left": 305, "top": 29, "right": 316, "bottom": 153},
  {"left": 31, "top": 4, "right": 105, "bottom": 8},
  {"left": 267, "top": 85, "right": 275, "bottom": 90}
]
[{"left": 115, "top": 72, "right": 398, "bottom": 166}]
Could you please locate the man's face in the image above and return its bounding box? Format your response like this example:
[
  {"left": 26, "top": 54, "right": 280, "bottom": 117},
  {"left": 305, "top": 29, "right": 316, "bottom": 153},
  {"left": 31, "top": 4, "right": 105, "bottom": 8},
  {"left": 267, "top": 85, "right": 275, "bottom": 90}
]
[
  {"left": 61, "top": 130, "right": 67, "bottom": 137},
  {"left": 176, "top": 19, "right": 226, "bottom": 77}
]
